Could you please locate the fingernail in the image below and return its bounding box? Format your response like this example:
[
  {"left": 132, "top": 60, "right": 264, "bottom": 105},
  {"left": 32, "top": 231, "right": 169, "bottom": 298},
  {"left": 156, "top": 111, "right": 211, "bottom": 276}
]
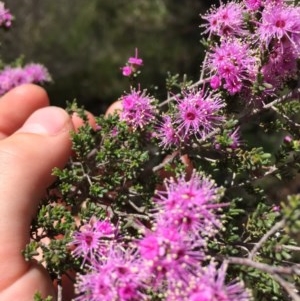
[{"left": 19, "top": 107, "right": 69, "bottom": 135}]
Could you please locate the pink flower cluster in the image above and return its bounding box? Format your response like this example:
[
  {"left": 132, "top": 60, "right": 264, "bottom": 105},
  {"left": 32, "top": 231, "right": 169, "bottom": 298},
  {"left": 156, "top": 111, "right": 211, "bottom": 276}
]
[
  {"left": 121, "top": 48, "right": 143, "bottom": 77},
  {"left": 258, "top": 3, "right": 300, "bottom": 50},
  {"left": 137, "top": 173, "right": 225, "bottom": 294},
  {"left": 0, "top": 2, "right": 13, "bottom": 28},
  {"left": 0, "top": 63, "right": 51, "bottom": 96},
  {"left": 120, "top": 87, "right": 155, "bottom": 130},
  {"left": 70, "top": 218, "right": 116, "bottom": 265},
  {"left": 166, "top": 262, "right": 250, "bottom": 301},
  {"left": 72, "top": 218, "right": 147, "bottom": 301},
  {"left": 71, "top": 172, "right": 251, "bottom": 300},
  {"left": 202, "top": 2, "right": 246, "bottom": 37},
  {"left": 153, "top": 173, "right": 224, "bottom": 236},
  {"left": 202, "top": 0, "right": 300, "bottom": 95},
  {"left": 244, "top": 0, "right": 285, "bottom": 11},
  {"left": 75, "top": 246, "right": 146, "bottom": 301},
  {"left": 207, "top": 39, "right": 257, "bottom": 95},
  {"left": 157, "top": 89, "right": 224, "bottom": 148}
]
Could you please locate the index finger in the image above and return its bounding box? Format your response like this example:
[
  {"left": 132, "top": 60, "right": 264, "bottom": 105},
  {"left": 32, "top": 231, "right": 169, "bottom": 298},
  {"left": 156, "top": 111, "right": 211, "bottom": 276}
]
[{"left": 0, "top": 84, "right": 49, "bottom": 139}]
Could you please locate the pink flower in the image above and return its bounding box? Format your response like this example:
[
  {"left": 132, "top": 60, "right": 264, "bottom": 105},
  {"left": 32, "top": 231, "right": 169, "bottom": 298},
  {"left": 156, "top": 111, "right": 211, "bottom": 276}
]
[
  {"left": 0, "top": 67, "right": 28, "bottom": 95},
  {"left": 272, "top": 205, "right": 280, "bottom": 212},
  {"left": 207, "top": 39, "right": 258, "bottom": 95},
  {"left": 128, "top": 48, "right": 143, "bottom": 66},
  {"left": 71, "top": 223, "right": 102, "bottom": 264},
  {"left": 257, "top": 4, "right": 300, "bottom": 51},
  {"left": 0, "top": 2, "right": 13, "bottom": 28},
  {"left": 166, "top": 262, "right": 251, "bottom": 301},
  {"left": 23, "top": 63, "right": 51, "bottom": 83},
  {"left": 75, "top": 246, "right": 147, "bottom": 301},
  {"left": 174, "top": 89, "right": 225, "bottom": 140},
  {"left": 110, "top": 126, "right": 119, "bottom": 137},
  {"left": 244, "top": 0, "right": 262, "bottom": 11},
  {"left": 191, "top": 262, "right": 251, "bottom": 301},
  {"left": 70, "top": 218, "right": 117, "bottom": 264},
  {"left": 156, "top": 115, "right": 181, "bottom": 148},
  {"left": 138, "top": 227, "right": 203, "bottom": 288},
  {"left": 154, "top": 171, "right": 225, "bottom": 237},
  {"left": 120, "top": 88, "right": 155, "bottom": 129},
  {"left": 121, "top": 48, "right": 143, "bottom": 77},
  {"left": 201, "top": 2, "right": 246, "bottom": 37},
  {"left": 261, "top": 41, "right": 298, "bottom": 89},
  {"left": 284, "top": 135, "right": 292, "bottom": 143},
  {"left": 93, "top": 219, "right": 116, "bottom": 237},
  {"left": 210, "top": 75, "right": 221, "bottom": 89},
  {"left": 0, "top": 64, "right": 51, "bottom": 96},
  {"left": 121, "top": 65, "right": 132, "bottom": 77},
  {"left": 229, "top": 127, "right": 241, "bottom": 149}
]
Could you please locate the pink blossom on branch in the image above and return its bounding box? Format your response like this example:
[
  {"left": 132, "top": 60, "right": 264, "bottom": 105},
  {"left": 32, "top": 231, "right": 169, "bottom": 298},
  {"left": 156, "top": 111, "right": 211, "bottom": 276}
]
[
  {"left": 0, "top": 2, "right": 13, "bottom": 28},
  {"left": 174, "top": 89, "right": 225, "bottom": 140},
  {"left": 120, "top": 87, "right": 155, "bottom": 130},
  {"left": 261, "top": 41, "right": 298, "bottom": 89},
  {"left": 70, "top": 218, "right": 117, "bottom": 264},
  {"left": 201, "top": 2, "right": 246, "bottom": 37},
  {"left": 153, "top": 171, "right": 225, "bottom": 237},
  {"left": 121, "top": 65, "right": 132, "bottom": 77},
  {"left": 166, "top": 262, "right": 251, "bottom": 301},
  {"left": 121, "top": 48, "right": 143, "bottom": 77},
  {"left": 0, "top": 63, "right": 51, "bottom": 96},
  {"left": 156, "top": 115, "right": 182, "bottom": 149},
  {"left": 207, "top": 38, "right": 258, "bottom": 95},
  {"left": 210, "top": 74, "right": 221, "bottom": 90},
  {"left": 244, "top": 0, "right": 262, "bottom": 11},
  {"left": 23, "top": 63, "right": 52, "bottom": 83},
  {"left": 75, "top": 246, "right": 147, "bottom": 301},
  {"left": 128, "top": 48, "right": 143, "bottom": 66},
  {"left": 257, "top": 4, "right": 300, "bottom": 51},
  {"left": 138, "top": 226, "right": 204, "bottom": 289}
]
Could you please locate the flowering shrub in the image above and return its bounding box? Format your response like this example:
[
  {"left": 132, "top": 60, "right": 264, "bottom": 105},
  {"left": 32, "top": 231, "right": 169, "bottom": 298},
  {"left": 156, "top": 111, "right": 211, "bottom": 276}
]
[{"left": 3, "top": 0, "right": 299, "bottom": 300}]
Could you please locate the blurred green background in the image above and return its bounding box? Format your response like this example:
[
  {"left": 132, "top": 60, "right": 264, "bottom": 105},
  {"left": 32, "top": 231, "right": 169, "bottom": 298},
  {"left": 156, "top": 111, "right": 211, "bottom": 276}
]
[{"left": 1, "top": 0, "right": 216, "bottom": 114}]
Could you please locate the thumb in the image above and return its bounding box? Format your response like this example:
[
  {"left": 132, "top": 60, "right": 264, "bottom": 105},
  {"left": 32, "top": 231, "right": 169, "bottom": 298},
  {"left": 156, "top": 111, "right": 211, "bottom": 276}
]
[{"left": 0, "top": 106, "right": 73, "bottom": 293}]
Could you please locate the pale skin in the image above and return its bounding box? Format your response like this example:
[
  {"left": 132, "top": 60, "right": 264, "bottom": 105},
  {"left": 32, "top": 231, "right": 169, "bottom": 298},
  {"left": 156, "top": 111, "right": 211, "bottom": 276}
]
[{"left": 0, "top": 84, "right": 85, "bottom": 301}]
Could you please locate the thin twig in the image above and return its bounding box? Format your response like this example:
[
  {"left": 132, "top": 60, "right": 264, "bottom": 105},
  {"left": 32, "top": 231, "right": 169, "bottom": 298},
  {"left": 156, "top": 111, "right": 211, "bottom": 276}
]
[
  {"left": 228, "top": 256, "right": 300, "bottom": 276},
  {"left": 249, "top": 219, "right": 285, "bottom": 259},
  {"left": 283, "top": 245, "right": 300, "bottom": 252},
  {"left": 158, "top": 77, "right": 211, "bottom": 108},
  {"left": 199, "top": 33, "right": 211, "bottom": 83},
  {"left": 237, "top": 87, "right": 300, "bottom": 126},
  {"left": 152, "top": 150, "right": 179, "bottom": 173},
  {"left": 229, "top": 256, "right": 300, "bottom": 300},
  {"left": 270, "top": 105, "right": 300, "bottom": 128},
  {"left": 271, "top": 274, "right": 300, "bottom": 301},
  {"left": 114, "top": 210, "right": 150, "bottom": 221},
  {"left": 262, "top": 88, "right": 300, "bottom": 110}
]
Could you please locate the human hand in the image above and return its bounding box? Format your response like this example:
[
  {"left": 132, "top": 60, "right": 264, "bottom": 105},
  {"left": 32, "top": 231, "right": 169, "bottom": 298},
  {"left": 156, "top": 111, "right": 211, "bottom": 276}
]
[{"left": 0, "top": 84, "right": 78, "bottom": 301}]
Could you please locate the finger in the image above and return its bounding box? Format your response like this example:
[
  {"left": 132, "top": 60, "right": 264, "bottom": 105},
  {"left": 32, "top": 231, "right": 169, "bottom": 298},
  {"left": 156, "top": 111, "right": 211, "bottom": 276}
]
[
  {"left": 71, "top": 111, "right": 97, "bottom": 131},
  {"left": 0, "top": 84, "right": 49, "bottom": 139},
  {"left": 0, "top": 106, "right": 73, "bottom": 297},
  {"left": 105, "top": 100, "right": 122, "bottom": 117}
]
